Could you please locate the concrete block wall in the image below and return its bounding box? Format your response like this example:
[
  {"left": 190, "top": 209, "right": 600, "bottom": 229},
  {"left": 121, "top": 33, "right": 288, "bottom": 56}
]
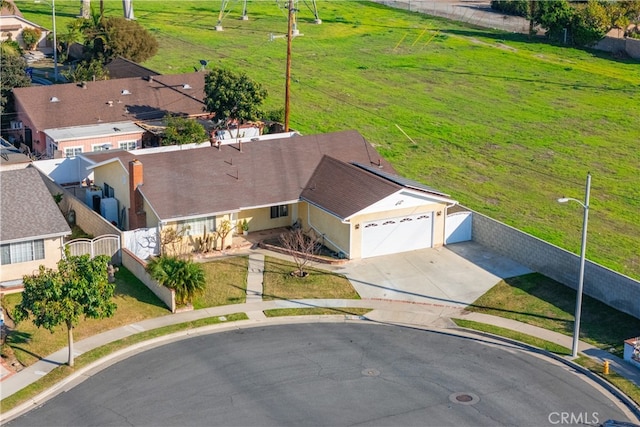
[
  {"left": 122, "top": 248, "right": 175, "bottom": 313},
  {"left": 465, "top": 207, "right": 640, "bottom": 319},
  {"left": 626, "top": 38, "right": 640, "bottom": 59},
  {"left": 594, "top": 36, "right": 640, "bottom": 59}
]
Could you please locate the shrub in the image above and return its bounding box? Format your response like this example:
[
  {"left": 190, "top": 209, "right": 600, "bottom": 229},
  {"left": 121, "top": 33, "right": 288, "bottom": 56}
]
[{"left": 21, "top": 28, "right": 42, "bottom": 50}]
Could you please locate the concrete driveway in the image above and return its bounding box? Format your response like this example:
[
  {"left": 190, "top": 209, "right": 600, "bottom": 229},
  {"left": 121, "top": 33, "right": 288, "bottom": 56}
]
[{"left": 331, "top": 241, "right": 531, "bottom": 307}]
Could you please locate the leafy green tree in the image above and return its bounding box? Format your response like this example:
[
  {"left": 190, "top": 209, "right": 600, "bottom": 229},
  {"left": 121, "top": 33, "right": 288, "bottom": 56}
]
[
  {"left": 96, "top": 16, "right": 158, "bottom": 63},
  {"left": 162, "top": 115, "right": 207, "bottom": 146},
  {"left": 571, "top": 0, "right": 609, "bottom": 46},
  {"left": 204, "top": 67, "right": 268, "bottom": 134},
  {"left": 62, "top": 58, "right": 109, "bottom": 82},
  {"left": 146, "top": 256, "right": 206, "bottom": 306},
  {"left": 490, "top": 1, "right": 529, "bottom": 17},
  {"left": 13, "top": 254, "right": 117, "bottom": 367},
  {"left": 0, "top": 48, "right": 31, "bottom": 116},
  {"left": 604, "top": 0, "right": 640, "bottom": 37},
  {"left": 535, "top": 0, "right": 574, "bottom": 42}
]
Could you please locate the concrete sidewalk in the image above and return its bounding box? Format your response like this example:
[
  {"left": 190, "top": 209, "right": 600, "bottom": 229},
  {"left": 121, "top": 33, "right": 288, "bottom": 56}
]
[{"left": 1, "top": 249, "right": 639, "bottom": 423}]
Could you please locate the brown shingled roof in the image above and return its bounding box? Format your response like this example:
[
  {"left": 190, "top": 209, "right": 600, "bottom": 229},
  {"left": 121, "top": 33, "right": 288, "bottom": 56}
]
[
  {"left": 300, "top": 155, "right": 402, "bottom": 219},
  {"left": 86, "top": 130, "right": 397, "bottom": 222},
  {"left": 105, "top": 57, "right": 161, "bottom": 80},
  {"left": 13, "top": 72, "right": 208, "bottom": 131}
]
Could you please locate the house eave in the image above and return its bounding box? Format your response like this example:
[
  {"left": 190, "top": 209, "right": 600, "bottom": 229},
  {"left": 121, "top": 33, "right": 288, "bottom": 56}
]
[{"left": 1, "top": 231, "right": 71, "bottom": 245}]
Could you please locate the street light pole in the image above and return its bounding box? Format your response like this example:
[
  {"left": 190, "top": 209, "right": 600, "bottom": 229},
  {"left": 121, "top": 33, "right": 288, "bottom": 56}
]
[
  {"left": 52, "top": 0, "right": 58, "bottom": 82},
  {"left": 35, "top": 0, "right": 58, "bottom": 82},
  {"left": 557, "top": 172, "right": 591, "bottom": 358},
  {"left": 284, "top": 0, "right": 293, "bottom": 132}
]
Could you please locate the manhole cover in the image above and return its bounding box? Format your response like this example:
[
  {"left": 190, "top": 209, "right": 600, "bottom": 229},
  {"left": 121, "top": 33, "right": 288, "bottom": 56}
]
[
  {"left": 362, "top": 368, "right": 380, "bottom": 377},
  {"left": 449, "top": 392, "right": 480, "bottom": 406}
]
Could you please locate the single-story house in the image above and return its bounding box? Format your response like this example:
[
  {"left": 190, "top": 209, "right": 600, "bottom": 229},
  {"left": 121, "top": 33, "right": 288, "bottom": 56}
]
[
  {"left": 0, "top": 167, "right": 71, "bottom": 286},
  {"left": 12, "top": 72, "right": 211, "bottom": 159},
  {"left": 82, "top": 129, "right": 458, "bottom": 259},
  {"left": 0, "top": 2, "right": 49, "bottom": 51}
]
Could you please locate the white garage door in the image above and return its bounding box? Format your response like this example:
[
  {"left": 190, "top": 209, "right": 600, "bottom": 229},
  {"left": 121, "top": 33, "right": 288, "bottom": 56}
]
[{"left": 361, "top": 212, "right": 433, "bottom": 258}]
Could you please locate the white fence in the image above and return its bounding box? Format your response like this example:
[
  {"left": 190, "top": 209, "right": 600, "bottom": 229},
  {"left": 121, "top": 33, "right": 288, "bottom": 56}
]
[
  {"left": 66, "top": 234, "right": 121, "bottom": 262},
  {"left": 123, "top": 227, "right": 159, "bottom": 260},
  {"left": 445, "top": 211, "right": 472, "bottom": 244}
]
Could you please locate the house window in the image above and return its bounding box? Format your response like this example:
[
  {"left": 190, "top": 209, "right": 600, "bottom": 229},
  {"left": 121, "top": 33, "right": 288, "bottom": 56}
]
[
  {"left": 64, "top": 147, "right": 83, "bottom": 158},
  {"left": 1, "top": 240, "right": 45, "bottom": 265},
  {"left": 176, "top": 217, "right": 216, "bottom": 236},
  {"left": 103, "top": 183, "right": 114, "bottom": 198},
  {"left": 46, "top": 139, "right": 58, "bottom": 158},
  {"left": 92, "top": 143, "right": 112, "bottom": 152},
  {"left": 119, "top": 140, "right": 138, "bottom": 150},
  {"left": 270, "top": 205, "right": 288, "bottom": 219}
]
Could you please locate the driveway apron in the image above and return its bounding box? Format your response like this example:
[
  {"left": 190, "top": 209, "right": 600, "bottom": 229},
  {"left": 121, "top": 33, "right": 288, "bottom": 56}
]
[{"left": 332, "top": 241, "right": 532, "bottom": 306}]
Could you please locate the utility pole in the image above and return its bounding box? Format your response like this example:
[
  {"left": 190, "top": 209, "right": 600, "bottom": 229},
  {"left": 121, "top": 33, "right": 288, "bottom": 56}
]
[{"left": 284, "top": 0, "right": 293, "bottom": 132}]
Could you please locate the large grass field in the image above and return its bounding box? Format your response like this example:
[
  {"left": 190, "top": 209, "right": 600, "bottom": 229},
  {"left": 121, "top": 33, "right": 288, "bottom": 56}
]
[{"left": 21, "top": 1, "right": 640, "bottom": 279}]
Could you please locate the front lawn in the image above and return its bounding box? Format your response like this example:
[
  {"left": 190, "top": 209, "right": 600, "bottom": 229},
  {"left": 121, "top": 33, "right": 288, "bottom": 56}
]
[
  {"left": 193, "top": 256, "right": 249, "bottom": 309},
  {"left": 262, "top": 256, "right": 359, "bottom": 300},
  {"left": 2, "top": 267, "right": 169, "bottom": 367}
]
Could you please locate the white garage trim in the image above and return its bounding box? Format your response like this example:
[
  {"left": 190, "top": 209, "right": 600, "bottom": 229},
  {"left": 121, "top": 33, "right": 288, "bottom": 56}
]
[{"left": 361, "top": 212, "right": 433, "bottom": 258}]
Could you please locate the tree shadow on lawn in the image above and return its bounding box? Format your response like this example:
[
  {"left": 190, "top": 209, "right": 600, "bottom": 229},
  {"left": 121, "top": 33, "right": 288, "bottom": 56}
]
[{"left": 111, "top": 267, "right": 168, "bottom": 310}]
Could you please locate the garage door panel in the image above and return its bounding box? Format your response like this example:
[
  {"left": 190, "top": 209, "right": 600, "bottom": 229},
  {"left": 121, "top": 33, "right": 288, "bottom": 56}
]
[{"left": 362, "top": 213, "right": 433, "bottom": 258}]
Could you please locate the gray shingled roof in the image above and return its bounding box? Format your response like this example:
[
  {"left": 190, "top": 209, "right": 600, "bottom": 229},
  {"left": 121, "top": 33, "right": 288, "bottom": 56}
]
[
  {"left": 13, "top": 72, "right": 208, "bottom": 132},
  {"left": 1, "top": 167, "right": 71, "bottom": 243},
  {"left": 85, "top": 130, "right": 397, "bottom": 222},
  {"left": 300, "top": 155, "right": 402, "bottom": 219},
  {"left": 352, "top": 162, "right": 451, "bottom": 197}
]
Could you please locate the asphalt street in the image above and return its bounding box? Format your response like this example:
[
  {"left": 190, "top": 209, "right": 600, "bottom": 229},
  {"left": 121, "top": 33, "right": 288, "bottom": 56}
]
[{"left": 7, "top": 323, "right": 631, "bottom": 427}]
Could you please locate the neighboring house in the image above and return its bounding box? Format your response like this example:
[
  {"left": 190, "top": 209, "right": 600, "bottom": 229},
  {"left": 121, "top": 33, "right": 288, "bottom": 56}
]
[
  {"left": 12, "top": 72, "right": 211, "bottom": 158},
  {"left": 0, "top": 167, "right": 71, "bottom": 287},
  {"left": 82, "top": 129, "right": 457, "bottom": 259},
  {"left": 0, "top": 2, "right": 49, "bottom": 51}
]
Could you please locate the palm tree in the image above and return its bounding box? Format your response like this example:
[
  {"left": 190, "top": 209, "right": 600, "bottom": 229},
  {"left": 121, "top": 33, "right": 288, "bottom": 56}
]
[{"left": 146, "top": 256, "right": 206, "bottom": 306}]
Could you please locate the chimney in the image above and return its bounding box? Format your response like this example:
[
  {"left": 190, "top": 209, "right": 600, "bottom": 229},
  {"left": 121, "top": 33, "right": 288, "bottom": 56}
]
[{"left": 128, "top": 159, "right": 147, "bottom": 229}]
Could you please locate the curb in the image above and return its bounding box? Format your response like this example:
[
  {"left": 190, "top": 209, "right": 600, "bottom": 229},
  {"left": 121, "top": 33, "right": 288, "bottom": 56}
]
[
  {"left": 452, "top": 326, "right": 640, "bottom": 423},
  {"left": 3, "top": 315, "right": 638, "bottom": 424},
  {"left": 0, "top": 315, "right": 361, "bottom": 425}
]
